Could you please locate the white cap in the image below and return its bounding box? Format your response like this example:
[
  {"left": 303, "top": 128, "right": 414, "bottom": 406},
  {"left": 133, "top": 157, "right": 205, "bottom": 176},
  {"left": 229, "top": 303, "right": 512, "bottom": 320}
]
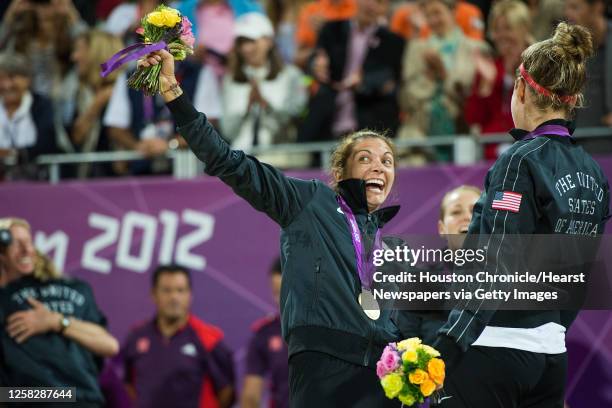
[{"left": 234, "top": 12, "right": 274, "bottom": 40}]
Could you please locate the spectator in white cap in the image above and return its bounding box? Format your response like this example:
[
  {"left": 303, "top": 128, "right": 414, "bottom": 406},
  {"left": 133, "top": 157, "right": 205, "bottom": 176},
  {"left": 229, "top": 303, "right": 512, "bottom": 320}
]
[{"left": 221, "top": 12, "right": 307, "bottom": 167}]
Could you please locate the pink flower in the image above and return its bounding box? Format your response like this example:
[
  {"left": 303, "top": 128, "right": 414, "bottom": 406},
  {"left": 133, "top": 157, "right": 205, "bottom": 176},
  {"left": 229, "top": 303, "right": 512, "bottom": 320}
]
[
  {"left": 381, "top": 345, "right": 400, "bottom": 373},
  {"left": 181, "top": 16, "right": 193, "bottom": 33},
  {"left": 376, "top": 360, "right": 388, "bottom": 379},
  {"left": 135, "top": 27, "right": 144, "bottom": 35},
  {"left": 180, "top": 16, "right": 195, "bottom": 48}
]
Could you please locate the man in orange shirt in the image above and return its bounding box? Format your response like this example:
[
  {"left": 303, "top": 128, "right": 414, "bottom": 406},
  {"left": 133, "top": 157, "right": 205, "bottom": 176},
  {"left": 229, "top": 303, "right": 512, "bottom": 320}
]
[
  {"left": 390, "top": 0, "right": 484, "bottom": 40},
  {"left": 294, "top": 0, "right": 357, "bottom": 67}
]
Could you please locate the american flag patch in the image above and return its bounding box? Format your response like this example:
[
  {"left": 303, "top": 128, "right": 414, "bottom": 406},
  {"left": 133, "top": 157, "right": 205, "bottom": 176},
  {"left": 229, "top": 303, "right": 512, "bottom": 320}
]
[{"left": 492, "top": 191, "right": 522, "bottom": 213}]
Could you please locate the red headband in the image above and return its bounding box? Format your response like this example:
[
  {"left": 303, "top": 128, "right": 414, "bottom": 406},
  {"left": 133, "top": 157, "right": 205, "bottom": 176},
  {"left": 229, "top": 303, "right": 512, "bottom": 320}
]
[{"left": 519, "top": 64, "right": 577, "bottom": 105}]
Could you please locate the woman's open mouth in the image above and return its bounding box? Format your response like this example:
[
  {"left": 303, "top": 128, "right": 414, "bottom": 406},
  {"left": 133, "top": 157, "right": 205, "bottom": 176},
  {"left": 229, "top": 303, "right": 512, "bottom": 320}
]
[{"left": 365, "top": 178, "right": 385, "bottom": 193}]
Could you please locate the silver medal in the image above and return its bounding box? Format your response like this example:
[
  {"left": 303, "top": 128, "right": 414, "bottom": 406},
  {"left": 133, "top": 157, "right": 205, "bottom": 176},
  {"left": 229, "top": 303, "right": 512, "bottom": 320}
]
[{"left": 358, "top": 289, "right": 380, "bottom": 320}]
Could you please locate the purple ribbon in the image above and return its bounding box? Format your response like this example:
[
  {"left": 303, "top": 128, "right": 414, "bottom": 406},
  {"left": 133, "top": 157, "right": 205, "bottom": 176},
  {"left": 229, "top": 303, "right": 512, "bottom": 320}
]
[
  {"left": 100, "top": 41, "right": 167, "bottom": 78},
  {"left": 522, "top": 125, "right": 571, "bottom": 141},
  {"left": 337, "top": 196, "right": 382, "bottom": 290}
]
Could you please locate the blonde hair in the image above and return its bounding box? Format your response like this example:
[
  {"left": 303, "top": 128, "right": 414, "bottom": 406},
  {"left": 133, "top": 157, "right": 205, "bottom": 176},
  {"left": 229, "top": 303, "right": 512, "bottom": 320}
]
[
  {"left": 329, "top": 130, "right": 397, "bottom": 191},
  {"left": 0, "top": 217, "right": 62, "bottom": 281},
  {"left": 520, "top": 22, "right": 594, "bottom": 115},
  {"left": 0, "top": 217, "right": 31, "bottom": 238},
  {"left": 439, "top": 185, "right": 481, "bottom": 220},
  {"left": 78, "top": 29, "right": 124, "bottom": 88},
  {"left": 34, "top": 250, "right": 62, "bottom": 281},
  {"left": 488, "top": 0, "right": 533, "bottom": 44},
  {"left": 0, "top": 217, "right": 31, "bottom": 280}
]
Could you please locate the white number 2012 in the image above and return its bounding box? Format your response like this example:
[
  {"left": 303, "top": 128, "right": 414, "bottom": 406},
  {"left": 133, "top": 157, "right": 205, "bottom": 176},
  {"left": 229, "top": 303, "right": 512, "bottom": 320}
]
[{"left": 81, "top": 209, "right": 214, "bottom": 274}]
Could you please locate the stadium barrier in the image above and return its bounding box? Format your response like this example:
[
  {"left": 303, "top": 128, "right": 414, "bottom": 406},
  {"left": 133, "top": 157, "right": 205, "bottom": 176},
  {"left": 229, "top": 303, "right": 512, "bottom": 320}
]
[{"left": 2, "top": 127, "right": 610, "bottom": 183}]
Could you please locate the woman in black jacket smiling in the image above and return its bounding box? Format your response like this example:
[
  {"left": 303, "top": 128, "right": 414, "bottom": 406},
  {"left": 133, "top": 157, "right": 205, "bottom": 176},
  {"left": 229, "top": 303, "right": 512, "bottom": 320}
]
[{"left": 139, "top": 49, "right": 403, "bottom": 407}]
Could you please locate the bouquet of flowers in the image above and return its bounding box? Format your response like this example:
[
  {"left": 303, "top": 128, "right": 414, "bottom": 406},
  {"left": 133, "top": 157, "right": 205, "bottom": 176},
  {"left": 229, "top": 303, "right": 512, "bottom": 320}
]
[
  {"left": 377, "top": 338, "right": 445, "bottom": 406},
  {"left": 100, "top": 4, "right": 195, "bottom": 95}
]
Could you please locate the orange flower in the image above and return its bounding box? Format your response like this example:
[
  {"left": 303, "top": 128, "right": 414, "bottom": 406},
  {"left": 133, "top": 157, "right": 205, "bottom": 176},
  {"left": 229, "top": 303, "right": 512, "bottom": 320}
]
[
  {"left": 427, "top": 358, "right": 446, "bottom": 385},
  {"left": 408, "top": 369, "right": 429, "bottom": 385},
  {"left": 420, "top": 379, "right": 436, "bottom": 397}
]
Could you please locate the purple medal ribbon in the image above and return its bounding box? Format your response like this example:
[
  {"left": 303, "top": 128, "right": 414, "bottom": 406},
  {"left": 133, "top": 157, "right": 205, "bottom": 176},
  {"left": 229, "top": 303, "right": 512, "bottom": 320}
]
[
  {"left": 337, "top": 196, "right": 382, "bottom": 290},
  {"left": 100, "top": 41, "right": 167, "bottom": 78},
  {"left": 522, "top": 125, "right": 571, "bottom": 141}
]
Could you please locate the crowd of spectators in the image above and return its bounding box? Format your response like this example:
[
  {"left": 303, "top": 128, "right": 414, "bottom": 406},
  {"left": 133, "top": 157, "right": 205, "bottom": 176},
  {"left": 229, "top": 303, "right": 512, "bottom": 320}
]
[{"left": 0, "top": 0, "right": 611, "bottom": 180}]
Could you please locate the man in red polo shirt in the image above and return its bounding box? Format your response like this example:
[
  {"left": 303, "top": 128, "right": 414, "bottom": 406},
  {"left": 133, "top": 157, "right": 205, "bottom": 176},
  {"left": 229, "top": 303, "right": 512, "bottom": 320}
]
[{"left": 120, "top": 265, "right": 235, "bottom": 408}]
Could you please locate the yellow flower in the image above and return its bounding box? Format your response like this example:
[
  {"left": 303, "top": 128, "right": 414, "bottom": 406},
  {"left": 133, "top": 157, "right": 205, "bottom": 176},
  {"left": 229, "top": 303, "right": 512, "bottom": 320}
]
[
  {"left": 420, "top": 344, "right": 441, "bottom": 358},
  {"left": 402, "top": 350, "right": 418, "bottom": 363},
  {"left": 147, "top": 9, "right": 181, "bottom": 28},
  {"left": 381, "top": 373, "right": 404, "bottom": 399},
  {"left": 427, "top": 358, "right": 446, "bottom": 385},
  {"left": 397, "top": 338, "right": 421, "bottom": 352},
  {"left": 161, "top": 9, "right": 181, "bottom": 26},
  {"left": 408, "top": 369, "right": 429, "bottom": 385},
  {"left": 398, "top": 392, "right": 416, "bottom": 406},
  {"left": 146, "top": 11, "right": 165, "bottom": 26},
  {"left": 420, "top": 379, "right": 436, "bottom": 397}
]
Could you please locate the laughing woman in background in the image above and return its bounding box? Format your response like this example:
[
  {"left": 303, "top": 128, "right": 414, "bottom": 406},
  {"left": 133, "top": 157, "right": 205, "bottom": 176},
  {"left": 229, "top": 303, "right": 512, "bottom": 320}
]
[{"left": 0, "top": 217, "right": 119, "bottom": 407}]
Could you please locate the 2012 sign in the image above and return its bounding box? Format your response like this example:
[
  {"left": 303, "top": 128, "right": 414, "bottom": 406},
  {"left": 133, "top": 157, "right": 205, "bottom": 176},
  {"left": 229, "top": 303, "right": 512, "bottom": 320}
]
[{"left": 34, "top": 209, "right": 214, "bottom": 274}]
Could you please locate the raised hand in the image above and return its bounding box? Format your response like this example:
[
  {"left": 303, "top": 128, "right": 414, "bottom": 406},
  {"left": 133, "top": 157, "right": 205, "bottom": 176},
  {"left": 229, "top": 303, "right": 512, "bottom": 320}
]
[{"left": 138, "top": 50, "right": 182, "bottom": 100}]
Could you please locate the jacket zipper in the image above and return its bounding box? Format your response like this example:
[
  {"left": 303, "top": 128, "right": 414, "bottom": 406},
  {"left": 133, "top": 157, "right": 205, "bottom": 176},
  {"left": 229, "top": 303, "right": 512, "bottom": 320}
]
[
  {"left": 363, "top": 213, "right": 376, "bottom": 366},
  {"left": 310, "top": 257, "right": 322, "bottom": 316}
]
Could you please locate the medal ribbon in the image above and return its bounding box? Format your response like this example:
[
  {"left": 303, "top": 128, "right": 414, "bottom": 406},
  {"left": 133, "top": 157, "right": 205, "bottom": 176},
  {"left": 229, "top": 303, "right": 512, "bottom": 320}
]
[{"left": 337, "top": 196, "right": 382, "bottom": 290}]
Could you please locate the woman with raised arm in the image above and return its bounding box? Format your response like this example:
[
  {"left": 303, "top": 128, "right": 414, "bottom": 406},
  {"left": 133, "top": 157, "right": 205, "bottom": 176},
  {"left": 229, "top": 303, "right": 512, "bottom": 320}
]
[{"left": 139, "top": 49, "right": 402, "bottom": 407}]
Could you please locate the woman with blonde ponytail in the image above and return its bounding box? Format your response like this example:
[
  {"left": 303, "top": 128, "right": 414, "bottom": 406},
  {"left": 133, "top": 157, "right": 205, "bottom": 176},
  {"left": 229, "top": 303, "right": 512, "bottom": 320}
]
[{"left": 430, "top": 22, "right": 611, "bottom": 407}]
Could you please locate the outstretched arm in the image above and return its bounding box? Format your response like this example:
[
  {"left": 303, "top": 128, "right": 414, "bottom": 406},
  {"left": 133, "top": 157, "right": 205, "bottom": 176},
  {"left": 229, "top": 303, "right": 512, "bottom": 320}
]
[{"left": 139, "top": 51, "right": 317, "bottom": 227}]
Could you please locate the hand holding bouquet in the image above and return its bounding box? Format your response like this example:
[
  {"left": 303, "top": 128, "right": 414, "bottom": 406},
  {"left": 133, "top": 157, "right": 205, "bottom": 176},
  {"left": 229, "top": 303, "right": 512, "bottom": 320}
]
[
  {"left": 377, "top": 338, "right": 445, "bottom": 406},
  {"left": 100, "top": 4, "right": 194, "bottom": 95}
]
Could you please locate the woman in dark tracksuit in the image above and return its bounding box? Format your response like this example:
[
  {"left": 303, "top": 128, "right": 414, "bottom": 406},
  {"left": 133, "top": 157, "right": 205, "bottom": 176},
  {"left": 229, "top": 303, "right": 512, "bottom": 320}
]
[
  {"left": 138, "top": 51, "right": 403, "bottom": 407},
  {"left": 427, "top": 23, "right": 611, "bottom": 407}
]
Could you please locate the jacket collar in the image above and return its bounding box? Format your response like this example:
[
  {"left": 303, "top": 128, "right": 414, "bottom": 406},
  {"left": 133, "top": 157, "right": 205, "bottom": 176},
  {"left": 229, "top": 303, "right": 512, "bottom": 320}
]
[
  {"left": 337, "top": 178, "right": 400, "bottom": 227},
  {"left": 509, "top": 119, "right": 575, "bottom": 142}
]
